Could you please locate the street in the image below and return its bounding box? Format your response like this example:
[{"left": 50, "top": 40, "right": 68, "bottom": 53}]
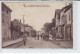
[
  {"left": 2, "top": 2, "right": 73, "bottom": 49},
  {"left": 17, "top": 37, "right": 66, "bottom": 48}
]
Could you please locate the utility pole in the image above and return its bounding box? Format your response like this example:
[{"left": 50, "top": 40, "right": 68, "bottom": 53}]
[{"left": 23, "top": 15, "right": 25, "bottom": 32}]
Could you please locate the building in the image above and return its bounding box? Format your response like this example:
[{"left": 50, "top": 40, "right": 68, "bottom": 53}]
[
  {"left": 60, "top": 3, "right": 73, "bottom": 40},
  {"left": 54, "top": 3, "right": 73, "bottom": 40},
  {"left": 24, "top": 24, "right": 33, "bottom": 36},
  {"left": 2, "top": 3, "right": 12, "bottom": 42},
  {"left": 36, "top": 31, "right": 42, "bottom": 36},
  {"left": 20, "top": 23, "right": 24, "bottom": 33},
  {"left": 55, "top": 9, "right": 62, "bottom": 39}
]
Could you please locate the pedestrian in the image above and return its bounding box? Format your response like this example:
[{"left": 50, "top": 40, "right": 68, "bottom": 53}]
[
  {"left": 37, "top": 35, "right": 39, "bottom": 40},
  {"left": 23, "top": 32, "right": 27, "bottom": 45}
]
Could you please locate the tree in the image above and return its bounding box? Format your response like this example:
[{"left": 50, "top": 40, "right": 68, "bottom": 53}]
[
  {"left": 43, "top": 22, "right": 51, "bottom": 32},
  {"left": 11, "top": 20, "right": 22, "bottom": 39},
  {"left": 42, "top": 18, "right": 55, "bottom": 32},
  {"left": 51, "top": 18, "right": 55, "bottom": 27}
]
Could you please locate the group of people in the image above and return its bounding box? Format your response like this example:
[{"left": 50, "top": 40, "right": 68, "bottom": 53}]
[
  {"left": 34, "top": 33, "right": 49, "bottom": 40},
  {"left": 22, "top": 32, "right": 50, "bottom": 46},
  {"left": 35, "top": 34, "right": 43, "bottom": 40},
  {"left": 22, "top": 32, "right": 43, "bottom": 45}
]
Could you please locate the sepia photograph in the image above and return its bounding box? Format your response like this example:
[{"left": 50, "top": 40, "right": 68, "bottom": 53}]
[{"left": 1, "top": 2, "right": 73, "bottom": 49}]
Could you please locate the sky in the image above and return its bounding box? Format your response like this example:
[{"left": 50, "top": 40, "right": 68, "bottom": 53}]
[{"left": 4, "top": 2, "right": 71, "bottom": 31}]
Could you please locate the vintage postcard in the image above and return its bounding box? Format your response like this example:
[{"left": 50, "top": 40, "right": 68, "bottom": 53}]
[{"left": 1, "top": 1, "right": 73, "bottom": 49}]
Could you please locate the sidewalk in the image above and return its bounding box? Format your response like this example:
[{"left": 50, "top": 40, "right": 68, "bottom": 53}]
[
  {"left": 48, "top": 36, "right": 73, "bottom": 48},
  {"left": 53, "top": 40, "right": 73, "bottom": 48},
  {"left": 2, "top": 38, "right": 23, "bottom": 48}
]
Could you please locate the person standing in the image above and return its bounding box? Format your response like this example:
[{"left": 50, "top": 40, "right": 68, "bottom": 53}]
[
  {"left": 41, "top": 33, "right": 43, "bottom": 39},
  {"left": 23, "top": 32, "right": 27, "bottom": 45},
  {"left": 37, "top": 35, "right": 39, "bottom": 40}
]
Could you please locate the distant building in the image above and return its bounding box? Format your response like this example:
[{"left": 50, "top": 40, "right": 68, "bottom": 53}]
[
  {"left": 24, "top": 24, "right": 33, "bottom": 36},
  {"left": 20, "top": 23, "right": 24, "bottom": 33},
  {"left": 2, "top": 3, "right": 12, "bottom": 42},
  {"left": 36, "top": 31, "right": 42, "bottom": 36}
]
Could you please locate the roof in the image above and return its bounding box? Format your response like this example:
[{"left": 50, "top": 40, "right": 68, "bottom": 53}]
[
  {"left": 55, "top": 9, "right": 61, "bottom": 15},
  {"left": 2, "top": 2, "right": 12, "bottom": 12},
  {"left": 61, "top": 4, "right": 72, "bottom": 12},
  {"left": 55, "top": 9, "right": 61, "bottom": 19}
]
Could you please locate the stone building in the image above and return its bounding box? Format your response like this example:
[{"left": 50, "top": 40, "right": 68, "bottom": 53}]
[
  {"left": 60, "top": 3, "right": 73, "bottom": 40},
  {"left": 55, "top": 3, "right": 73, "bottom": 40},
  {"left": 24, "top": 24, "right": 33, "bottom": 36},
  {"left": 55, "top": 9, "right": 62, "bottom": 39},
  {"left": 20, "top": 23, "right": 24, "bottom": 33},
  {"left": 2, "top": 3, "right": 12, "bottom": 42}
]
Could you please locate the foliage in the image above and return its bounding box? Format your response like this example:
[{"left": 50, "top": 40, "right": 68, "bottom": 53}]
[
  {"left": 11, "top": 21, "right": 21, "bottom": 32},
  {"left": 42, "top": 18, "right": 55, "bottom": 32}
]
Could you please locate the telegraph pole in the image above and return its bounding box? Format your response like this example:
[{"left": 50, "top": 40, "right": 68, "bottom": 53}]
[{"left": 23, "top": 15, "right": 25, "bottom": 32}]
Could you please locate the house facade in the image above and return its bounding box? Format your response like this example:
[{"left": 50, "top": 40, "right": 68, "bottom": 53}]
[
  {"left": 64, "top": 4, "right": 73, "bottom": 40},
  {"left": 55, "top": 3, "right": 73, "bottom": 40},
  {"left": 60, "top": 3, "right": 73, "bottom": 40},
  {"left": 55, "top": 9, "right": 62, "bottom": 39},
  {"left": 2, "top": 3, "right": 12, "bottom": 41},
  {"left": 24, "top": 25, "right": 33, "bottom": 36}
]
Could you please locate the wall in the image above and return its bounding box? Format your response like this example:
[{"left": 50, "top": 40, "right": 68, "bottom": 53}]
[
  {"left": 2, "top": 3, "right": 11, "bottom": 41},
  {"left": 65, "top": 8, "right": 72, "bottom": 25}
]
